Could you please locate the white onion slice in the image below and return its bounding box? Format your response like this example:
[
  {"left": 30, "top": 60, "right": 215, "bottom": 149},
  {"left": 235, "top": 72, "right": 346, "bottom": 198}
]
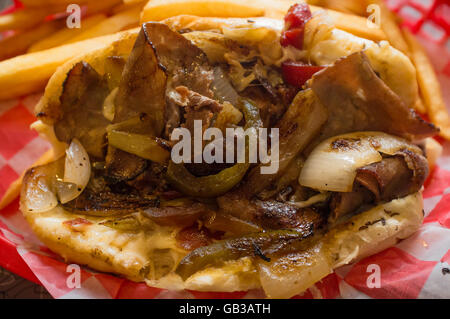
[
  {"left": 24, "top": 178, "right": 58, "bottom": 213},
  {"left": 299, "top": 132, "right": 420, "bottom": 192},
  {"left": 257, "top": 242, "right": 331, "bottom": 299},
  {"left": 58, "top": 139, "right": 91, "bottom": 204}
]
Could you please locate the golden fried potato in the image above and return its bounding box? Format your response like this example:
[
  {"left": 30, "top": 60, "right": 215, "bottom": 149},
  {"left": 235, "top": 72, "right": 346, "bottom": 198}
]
[
  {"left": 367, "top": 0, "right": 410, "bottom": 54},
  {"left": 28, "top": 14, "right": 107, "bottom": 53},
  {"left": 403, "top": 29, "right": 450, "bottom": 140},
  {"left": 0, "top": 8, "right": 52, "bottom": 32},
  {"left": 0, "top": 19, "right": 65, "bottom": 61},
  {"left": 20, "top": 0, "right": 92, "bottom": 6},
  {"left": 141, "top": 0, "right": 265, "bottom": 22},
  {"left": 306, "top": 0, "right": 369, "bottom": 16},
  {"left": 66, "top": 6, "right": 141, "bottom": 44}
]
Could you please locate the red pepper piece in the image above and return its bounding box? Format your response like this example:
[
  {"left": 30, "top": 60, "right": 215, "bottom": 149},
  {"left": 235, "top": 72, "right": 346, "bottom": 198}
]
[
  {"left": 282, "top": 61, "right": 325, "bottom": 88},
  {"left": 281, "top": 3, "right": 312, "bottom": 50},
  {"left": 284, "top": 3, "right": 312, "bottom": 30},
  {"left": 280, "top": 28, "right": 305, "bottom": 49}
]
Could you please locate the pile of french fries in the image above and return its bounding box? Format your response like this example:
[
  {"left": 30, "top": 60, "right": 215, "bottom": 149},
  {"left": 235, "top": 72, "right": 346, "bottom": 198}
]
[{"left": 0, "top": 0, "right": 448, "bottom": 209}]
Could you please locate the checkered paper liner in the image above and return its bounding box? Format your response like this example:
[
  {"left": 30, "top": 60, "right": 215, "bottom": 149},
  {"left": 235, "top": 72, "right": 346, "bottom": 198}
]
[{"left": 0, "top": 0, "right": 449, "bottom": 299}]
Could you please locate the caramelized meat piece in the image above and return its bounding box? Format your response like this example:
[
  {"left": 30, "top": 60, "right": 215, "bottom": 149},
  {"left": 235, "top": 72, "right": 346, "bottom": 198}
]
[
  {"left": 329, "top": 185, "right": 374, "bottom": 221},
  {"left": 63, "top": 189, "right": 158, "bottom": 216},
  {"left": 108, "top": 23, "right": 216, "bottom": 180},
  {"left": 105, "top": 146, "right": 147, "bottom": 182},
  {"left": 217, "top": 191, "right": 323, "bottom": 231},
  {"left": 139, "top": 22, "right": 215, "bottom": 137},
  {"left": 170, "top": 85, "right": 225, "bottom": 177},
  {"left": 330, "top": 149, "right": 428, "bottom": 220},
  {"left": 114, "top": 22, "right": 213, "bottom": 135},
  {"left": 310, "top": 51, "right": 438, "bottom": 143},
  {"left": 114, "top": 24, "right": 167, "bottom": 135},
  {"left": 355, "top": 150, "right": 428, "bottom": 201},
  {"left": 53, "top": 61, "right": 110, "bottom": 159},
  {"left": 143, "top": 202, "right": 212, "bottom": 227},
  {"left": 147, "top": 23, "right": 214, "bottom": 98},
  {"left": 125, "top": 162, "right": 168, "bottom": 195},
  {"left": 175, "top": 85, "right": 223, "bottom": 134}
]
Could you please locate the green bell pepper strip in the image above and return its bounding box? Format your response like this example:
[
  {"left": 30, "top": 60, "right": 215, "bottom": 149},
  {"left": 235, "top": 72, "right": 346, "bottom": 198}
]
[
  {"left": 166, "top": 99, "right": 263, "bottom": 198},
  {"left": 107, "top": 130, "right": 170, "bottom": 163},
  {"left": 175, "top": 229, "right": 313, "bottom": 280}
]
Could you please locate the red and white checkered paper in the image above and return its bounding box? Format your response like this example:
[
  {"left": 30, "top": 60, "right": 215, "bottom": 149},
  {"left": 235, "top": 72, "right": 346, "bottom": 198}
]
[{"left": 0, "top": 0, "right": 449, "bottom": 299}]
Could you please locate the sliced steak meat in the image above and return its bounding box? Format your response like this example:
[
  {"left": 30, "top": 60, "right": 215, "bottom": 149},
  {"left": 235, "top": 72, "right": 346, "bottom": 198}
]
[
  {"left": 217, "top": 191, "right": 324, "bottom": 231},
  {"left": 105, "top": 146, "right": 148, "bottom": 182},
  {"left": 145, "top": 23, "right": 214, "bottom": 97},
  {"left": 109, "top": 23, "right": 215, "bottom": 180},
  {"left": 309, "top": 51, "right": 438, "bottom": 143},
  {"left": 53, "top": 61, "right": 110, "bottom": 159},
  {"left": 63, "top": 188, "right": 158, "bottom": 216},
  {"left": 329, "top": 149, "right": 428, "bottom": 221},
  {"left": 125, "top": 162, "right": 168, "bottom": 195},
  {"left": 113, "top": 24, "right": 167, "bottom": 135},
  {"left": 136, "top": 22, "right": 215, "bottom": 137},
  {"left": 329, "top": 185, "right": 374, "bottom": 222},
  {"left": 144, "top": 202, "right": 212, "bottom": 227},
  {"left": 276, "top": 83, "right": 299, "bottom": 107},
  {"left": 355, "top": 150, "right": 428, "bottom": 201},
  {"left": 170, "top": 85, "right": 226, "bottom": 177},
  {"left": 175, "top": 85, "right": 222, "bottom": 134},
  {"left": 114, "top": 22, "right": 215, "bottom": 135}
]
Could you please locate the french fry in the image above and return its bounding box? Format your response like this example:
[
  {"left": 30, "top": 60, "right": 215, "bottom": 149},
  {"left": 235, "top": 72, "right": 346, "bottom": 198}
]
[
  {"left": 28, "top": 14, "right": 107, "bottom": 53},
  {"left": 124, "top": 0, "right": 145, "bottom": 3},
  {"left": 0, "top": 19, "right": 65, "bottom": 61},
  {"left": 0, "top": 8, "right": 51, "bottom": 32},
  {"left": 306, "top": 0, "right": 369, "bottom": 16},
  {"left": 141, "top": 0, "right": 265, "bottom": 22},
  {"left": 0, "top": 28, "right": 139, "bottom": 101},
  {"left": 403, "top": 29, "right": 450, "bottom": 140},
  {"left": 66, "top": 6, "right": 141, "bottom": 44},
  {"left": 82, "top": 0, "right": 123, "bottom": 15},
  {"left": 0, "top": 149, "right": 54, "bottom": 210},
  {"left": 21, "top": 0, "right": 122, "bottom": 15},
  {"left": 112, "top": 0, "right": 146, "bottom": 15},
  {"left": 368, "top": 0, "right": 410, "bottom": 54},
  {"left": 19, "top": 0, "right": 93, "bottom": 7},
  {"left": 424, "top": 137, "right": 443, "bottom": 171},
  {"left": 310, "top": 5, "right": 385, "bottom": 41}
]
